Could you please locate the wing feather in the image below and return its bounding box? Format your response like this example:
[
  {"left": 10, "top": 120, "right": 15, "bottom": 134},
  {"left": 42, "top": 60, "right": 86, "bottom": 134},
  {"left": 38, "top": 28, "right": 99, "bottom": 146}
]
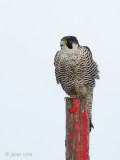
[
  {"left": 54, "top": 51, "right": 61, "bottom": 84},
  {"left": 84, "top": 46, "right": 99, "bottom": 79}
]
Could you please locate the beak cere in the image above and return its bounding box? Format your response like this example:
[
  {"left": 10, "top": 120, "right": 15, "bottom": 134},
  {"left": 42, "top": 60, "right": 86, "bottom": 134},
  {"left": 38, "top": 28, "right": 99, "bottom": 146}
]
[{"left": 60, "top": 41, "right": 66, "bottom": 47}]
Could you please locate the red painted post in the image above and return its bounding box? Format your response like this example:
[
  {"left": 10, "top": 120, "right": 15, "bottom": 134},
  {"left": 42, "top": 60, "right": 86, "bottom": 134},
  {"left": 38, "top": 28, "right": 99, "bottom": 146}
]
[{"left": 65, "top": 98, "right": 89, "bottom": 160}]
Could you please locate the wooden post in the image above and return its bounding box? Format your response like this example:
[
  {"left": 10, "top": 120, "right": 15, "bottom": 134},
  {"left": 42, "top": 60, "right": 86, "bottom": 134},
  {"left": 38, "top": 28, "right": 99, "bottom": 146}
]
[{"left": 65, "top": 98, "right": 89, "bottom": 160}]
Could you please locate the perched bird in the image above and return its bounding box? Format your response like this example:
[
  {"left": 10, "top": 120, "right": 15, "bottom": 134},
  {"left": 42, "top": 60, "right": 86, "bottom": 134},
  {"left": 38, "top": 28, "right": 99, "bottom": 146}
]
[{"left": 54, "top": 36, "right": 99, "bottom": 131}]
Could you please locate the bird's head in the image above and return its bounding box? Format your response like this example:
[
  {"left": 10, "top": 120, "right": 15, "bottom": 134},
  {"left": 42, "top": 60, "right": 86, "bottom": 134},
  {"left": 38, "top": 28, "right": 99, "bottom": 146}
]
[{"left": 60, "top": 36, "right": 79, "bottom": 49}]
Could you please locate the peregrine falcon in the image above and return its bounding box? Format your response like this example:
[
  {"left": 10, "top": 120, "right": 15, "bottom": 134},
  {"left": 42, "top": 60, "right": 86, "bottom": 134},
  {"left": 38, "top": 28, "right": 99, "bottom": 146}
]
[{"left": 54, "top": 36, "right": 99, "bottom": 131}]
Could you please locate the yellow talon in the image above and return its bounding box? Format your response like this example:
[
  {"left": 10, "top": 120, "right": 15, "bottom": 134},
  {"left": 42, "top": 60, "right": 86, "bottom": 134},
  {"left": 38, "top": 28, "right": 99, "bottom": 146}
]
[{"left": 65, "top": 97, "right": 75, "bottom": 99}]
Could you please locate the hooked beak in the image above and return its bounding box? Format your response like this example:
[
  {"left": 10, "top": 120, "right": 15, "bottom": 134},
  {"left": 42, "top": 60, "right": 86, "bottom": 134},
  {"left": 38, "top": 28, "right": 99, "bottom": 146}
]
[{"left": 60, "top": 41, "right": 67, "bottom": 47}]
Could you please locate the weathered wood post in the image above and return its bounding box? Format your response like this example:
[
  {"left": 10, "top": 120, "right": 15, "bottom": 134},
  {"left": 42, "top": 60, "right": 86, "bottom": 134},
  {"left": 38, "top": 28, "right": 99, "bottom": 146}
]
[{"left": 65, "top": 97, "right": 89, "bottom": 160}]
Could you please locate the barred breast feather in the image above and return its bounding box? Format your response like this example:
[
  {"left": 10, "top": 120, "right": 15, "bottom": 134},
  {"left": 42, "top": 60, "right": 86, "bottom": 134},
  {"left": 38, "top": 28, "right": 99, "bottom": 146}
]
[{"left": 54, "top": 45, "right": 99, "bottom": 97}]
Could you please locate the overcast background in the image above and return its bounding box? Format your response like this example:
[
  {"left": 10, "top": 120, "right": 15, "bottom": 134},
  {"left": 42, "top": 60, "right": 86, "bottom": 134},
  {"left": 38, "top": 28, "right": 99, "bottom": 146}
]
[{"left": 0, "top": 0, "right": 120, "bottom": 160}]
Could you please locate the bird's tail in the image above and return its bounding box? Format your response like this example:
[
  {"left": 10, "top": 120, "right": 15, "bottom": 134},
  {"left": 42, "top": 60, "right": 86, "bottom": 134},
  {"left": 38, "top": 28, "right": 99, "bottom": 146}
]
[{"left": 87, "top": 89, "right": 94, "bottom": 132}]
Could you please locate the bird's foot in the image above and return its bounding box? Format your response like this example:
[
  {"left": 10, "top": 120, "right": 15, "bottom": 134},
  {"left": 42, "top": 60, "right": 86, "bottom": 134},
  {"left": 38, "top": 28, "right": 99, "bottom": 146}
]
[
  {"left": 65, "top": 97, "right": 75, "bottom": 99},
  {"left": 69, "top": 95, "right": 76, "bottom": 98}
]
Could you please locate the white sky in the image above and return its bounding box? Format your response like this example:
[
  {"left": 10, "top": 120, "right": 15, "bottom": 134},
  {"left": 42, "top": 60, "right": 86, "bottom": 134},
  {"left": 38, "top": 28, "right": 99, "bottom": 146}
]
[{"left": 0, "top": 0, "right": 120, "bottom": 160}]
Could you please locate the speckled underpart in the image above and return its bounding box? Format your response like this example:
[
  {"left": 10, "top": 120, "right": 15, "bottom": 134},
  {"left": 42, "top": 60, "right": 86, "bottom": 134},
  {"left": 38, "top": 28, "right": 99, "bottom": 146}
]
[{"left": 54, "top": 36, "right": 99, "bottom": 125}]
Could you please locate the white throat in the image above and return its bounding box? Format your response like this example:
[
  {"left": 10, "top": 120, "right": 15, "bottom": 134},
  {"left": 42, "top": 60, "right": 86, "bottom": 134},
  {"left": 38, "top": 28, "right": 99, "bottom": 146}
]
[{"left": 61, "top": 43, "right": 78, "bottom": 52}]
